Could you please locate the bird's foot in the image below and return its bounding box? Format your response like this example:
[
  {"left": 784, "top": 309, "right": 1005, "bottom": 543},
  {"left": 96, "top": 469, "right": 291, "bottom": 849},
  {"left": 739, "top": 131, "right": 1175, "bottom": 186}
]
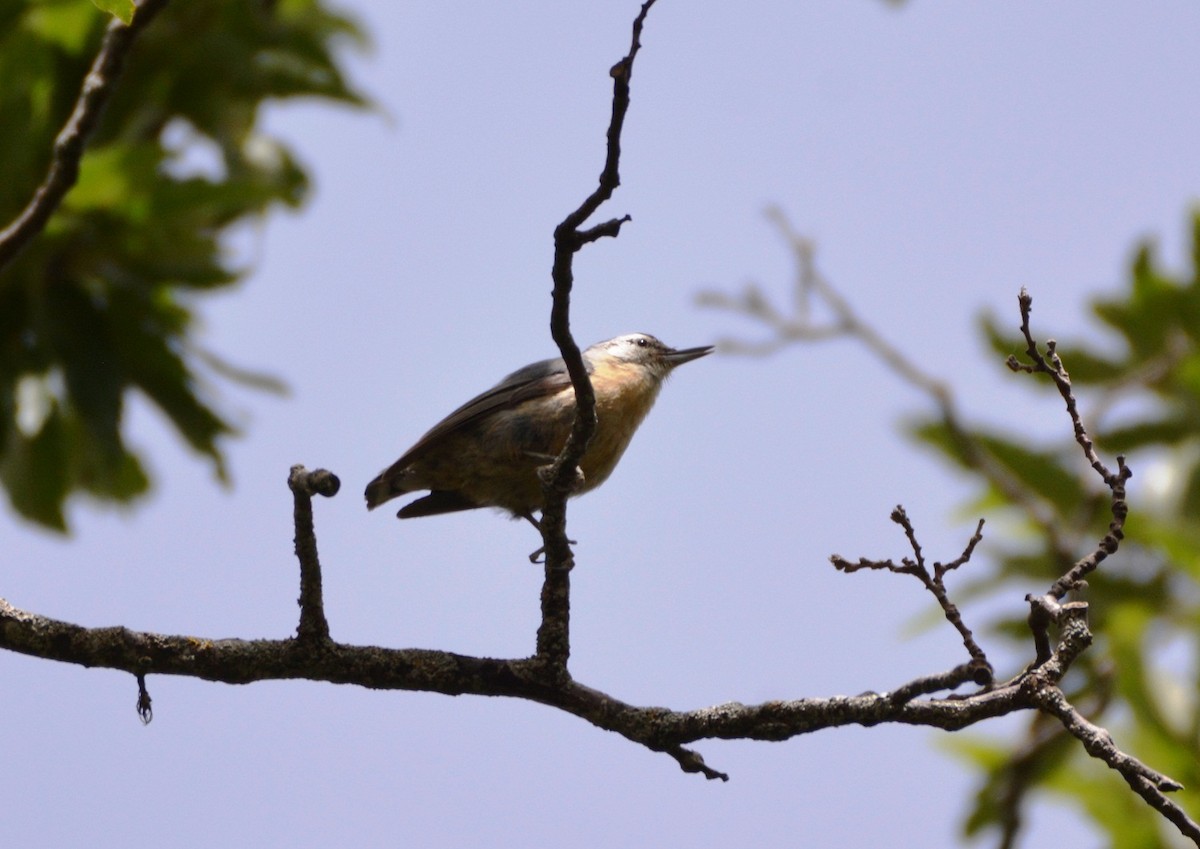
[
  {"left": 534, "top": 460, "right": 587, "bottom": 492},
  {"left": 520, "top": 512, "right": 576, "bottom": 564},
  {"left": 527, "top": 539, "right": 577, "bottom": 565}
]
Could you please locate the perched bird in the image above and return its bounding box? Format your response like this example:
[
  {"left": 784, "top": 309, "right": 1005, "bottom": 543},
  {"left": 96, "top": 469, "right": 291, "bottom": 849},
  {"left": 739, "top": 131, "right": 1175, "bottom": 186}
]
[{"left": 364, "top": 333, "right": 712, "bottom": 529}]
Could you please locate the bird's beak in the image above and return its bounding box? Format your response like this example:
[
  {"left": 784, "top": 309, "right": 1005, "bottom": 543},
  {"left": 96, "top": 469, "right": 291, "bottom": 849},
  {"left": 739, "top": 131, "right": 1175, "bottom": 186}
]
[{"left": 663, "top": 344, "right": 714, "bottom": 368}]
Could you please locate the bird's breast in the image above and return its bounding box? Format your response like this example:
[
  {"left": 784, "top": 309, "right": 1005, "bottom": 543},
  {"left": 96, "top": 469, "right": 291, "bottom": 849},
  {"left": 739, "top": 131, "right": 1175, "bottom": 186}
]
[{"left": 581, "top": 363, "right": 664, "bottom": 489}]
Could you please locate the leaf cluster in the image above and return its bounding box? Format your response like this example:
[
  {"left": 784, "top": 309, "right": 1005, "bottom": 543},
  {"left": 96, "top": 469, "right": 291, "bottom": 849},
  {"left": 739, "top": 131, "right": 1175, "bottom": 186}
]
[{"left": 0, "top": 0, "right": 365, "bottom": 529}]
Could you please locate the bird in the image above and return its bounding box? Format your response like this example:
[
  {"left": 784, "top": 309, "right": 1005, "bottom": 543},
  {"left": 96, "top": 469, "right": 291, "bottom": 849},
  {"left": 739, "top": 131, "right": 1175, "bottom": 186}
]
[{"left": 364, "top": 333, "right": 712, "bottom": 531}]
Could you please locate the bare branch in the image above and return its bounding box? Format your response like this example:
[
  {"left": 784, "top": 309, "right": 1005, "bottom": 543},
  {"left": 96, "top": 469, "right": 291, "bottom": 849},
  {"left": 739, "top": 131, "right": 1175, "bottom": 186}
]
[
  {"left": 1027, "top": 680, "right": 1197, "bottom": 841},
  {"left": 2, "top": 556, "right": 1130, "bottom": 788},
  {"left": 986, "top": 710, "right": 1085, "bottom": 849},
  {"left": 289, "top": 465, "right": 339, "bottom": 644},
  {"left": 1006, "top": 288, "right": 1128, "bottom": 491},
  {"left": 887, "top": 663, "right": 987, "bottom": 705},
  {"left": 0, "top": 0, "right": 171, "bottom": 273},
  {"left": 0, "top": 590, "right": 1046, "bottom": 770},
  {"left": 0, "top": 427, "right": 1091, "bottom": 787},
  {"left": 0, "top": 436, "right": 1183, "bottom": 820},
  {"left": 537, "top": 0, "right": 659, "bottom": 670},
  {"left": 800, "top": 289, "right": 1146, "bottom": 840},
  {"left": 1005, "top": 289, "right": 1133, "bottom": 599},
  {"left": 832, "top": 506, "right": 992, "bottom": 684}
]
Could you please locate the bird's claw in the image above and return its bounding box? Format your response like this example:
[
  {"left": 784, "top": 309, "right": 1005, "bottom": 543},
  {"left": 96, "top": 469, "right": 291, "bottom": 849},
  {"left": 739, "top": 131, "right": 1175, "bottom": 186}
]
[
  {"left": 528, "top": 536, "right": 577, "bottom": 565},
  {"left": 535, "top": 462, "right": 587, "bottom": 493}
]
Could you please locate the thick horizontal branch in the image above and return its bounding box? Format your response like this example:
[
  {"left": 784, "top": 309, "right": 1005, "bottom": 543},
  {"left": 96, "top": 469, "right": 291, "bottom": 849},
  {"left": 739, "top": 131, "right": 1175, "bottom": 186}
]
[{"left": 0, "top": 595, "right": 1040, "bottom": 756}]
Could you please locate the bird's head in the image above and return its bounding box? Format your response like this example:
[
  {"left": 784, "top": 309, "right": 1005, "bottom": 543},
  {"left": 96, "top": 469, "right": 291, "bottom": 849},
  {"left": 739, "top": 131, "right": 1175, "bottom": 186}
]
[{"left": 585, "top": 333, "right": 713, "bottom": 380}]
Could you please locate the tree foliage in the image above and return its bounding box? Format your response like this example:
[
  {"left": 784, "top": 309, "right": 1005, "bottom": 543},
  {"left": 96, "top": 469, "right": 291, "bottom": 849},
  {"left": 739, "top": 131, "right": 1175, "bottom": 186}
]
[
  {"left": 3, "top": 2, "right": 1198, "bottom": 846},
  {"left": 0, "top": 0, "right": 365, "bottom": 530},
  {"left": 910, "top": 214, "right": 1200, "bottom": 847}
]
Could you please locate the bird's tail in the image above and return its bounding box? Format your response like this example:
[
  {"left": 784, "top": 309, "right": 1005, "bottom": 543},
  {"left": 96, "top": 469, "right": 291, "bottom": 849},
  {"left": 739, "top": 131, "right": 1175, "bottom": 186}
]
[
  {"left": 395, "top": 490, "right": 479, "bottom": 518},
  {"left": 364, "top": 474, "right": 398, "bottom": 510}
]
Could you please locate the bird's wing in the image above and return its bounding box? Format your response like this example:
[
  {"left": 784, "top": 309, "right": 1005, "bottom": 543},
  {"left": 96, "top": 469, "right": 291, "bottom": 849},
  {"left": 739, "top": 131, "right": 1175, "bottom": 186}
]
[{"left": 392, "top": 355, "right": 582, "bottom": 467}]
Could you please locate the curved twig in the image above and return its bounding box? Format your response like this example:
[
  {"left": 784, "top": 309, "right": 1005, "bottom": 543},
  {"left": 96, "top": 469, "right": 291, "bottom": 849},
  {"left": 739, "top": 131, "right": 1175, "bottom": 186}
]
[{"left": 536, "top": 0, "right": 658, "bottom": 670}]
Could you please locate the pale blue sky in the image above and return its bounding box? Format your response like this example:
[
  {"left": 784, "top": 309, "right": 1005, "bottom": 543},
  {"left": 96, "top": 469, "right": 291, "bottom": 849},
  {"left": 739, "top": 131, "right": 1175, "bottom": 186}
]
[{"left": 6, "top": 1, "right": 1200, "bottom": 846}]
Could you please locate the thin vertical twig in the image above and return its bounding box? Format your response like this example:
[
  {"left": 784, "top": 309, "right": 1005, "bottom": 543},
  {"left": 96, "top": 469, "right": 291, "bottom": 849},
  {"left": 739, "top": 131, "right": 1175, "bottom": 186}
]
[{"left": 536, "top": 0, "right": 659, "bottom": 670}]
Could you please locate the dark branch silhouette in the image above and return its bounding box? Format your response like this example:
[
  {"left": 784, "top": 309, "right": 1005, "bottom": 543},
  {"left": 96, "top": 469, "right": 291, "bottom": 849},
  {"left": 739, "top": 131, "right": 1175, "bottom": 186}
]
[
  {"left": 833, "top": 508, "right": 992, "bottom": 684},
  {"left": 3, "top": 292, "right": 1185, "bottom": 823},
  {"left": 290, "top": 465, "right": 339, "bottom": 644},
  {"left": 537, "top": 0, "right": 657, "bottom": 674}
]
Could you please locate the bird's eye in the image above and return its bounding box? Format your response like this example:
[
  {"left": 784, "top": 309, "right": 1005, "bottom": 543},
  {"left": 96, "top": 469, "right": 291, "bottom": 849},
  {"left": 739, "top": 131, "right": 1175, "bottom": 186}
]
[{"left": 636, "top": 337, "right": 648, "bottom": 347}]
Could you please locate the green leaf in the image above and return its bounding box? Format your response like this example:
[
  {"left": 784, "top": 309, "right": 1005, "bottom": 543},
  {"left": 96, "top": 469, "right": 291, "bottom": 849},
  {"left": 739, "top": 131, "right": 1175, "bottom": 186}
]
[
  {"left": 41, "top": 280, "right": 124, "bottom": 452},
  {"left": 90, "top": 0, "right": 134, "bottom": 25},
  {"left": 23, "top": 2, "right": 98, "bottom": 55},
  {"left": 0, "top": 407, "right": 69, "bottom": 531},
  {"left": 108, "top": 288, "right": 235, "bottom": 473},
  {"left": 65, "top": 411, "right": 151, "bottom": 501},
  {"left": 0, "top": 0, "right": 368, "bottom": 530},
  {"left": 1100, "top": 417, "right": 1197, "bottom": 453},
  {"left": 909, "top": 420, "right": 1087, "bottom": 514}
]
